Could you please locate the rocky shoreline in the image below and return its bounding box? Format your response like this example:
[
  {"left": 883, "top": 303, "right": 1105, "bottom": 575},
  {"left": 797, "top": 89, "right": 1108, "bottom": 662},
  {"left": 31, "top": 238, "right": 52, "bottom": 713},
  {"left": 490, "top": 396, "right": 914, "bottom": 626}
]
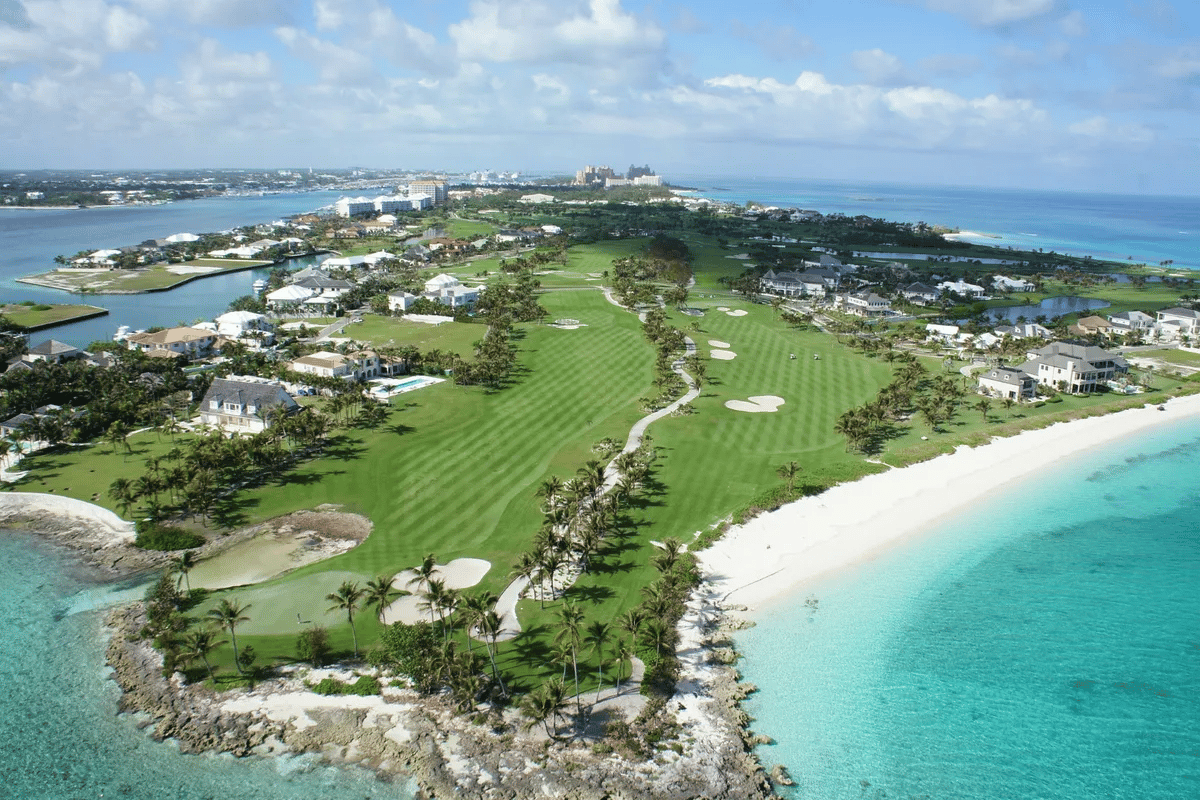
[{"left": 105, "top": 589, "right": 780, "bottom": 800}]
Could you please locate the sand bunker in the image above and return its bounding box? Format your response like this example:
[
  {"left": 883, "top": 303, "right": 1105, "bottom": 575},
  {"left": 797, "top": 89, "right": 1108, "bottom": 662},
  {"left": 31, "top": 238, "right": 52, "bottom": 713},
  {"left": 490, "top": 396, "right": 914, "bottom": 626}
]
[
  {"left": 726, "top": 253, "right": 751, "bottom": 260},
  {"left": 381, "top": 558, "right": 492, "bottom": 624},
  {"left": 708, "top": 340, "right": 731, "bottom": 348},
  {"left": 725, "top": 395, "right": 785, "bottom": 413},
  {"left": 726, "top": 309, "right": 748, "bottom": 317},
  {"left": 711, "top": 350, "right": 736, "bottom": 360},
  {"left": 717, "top": 306, "right": 730, "bottom": 311}
]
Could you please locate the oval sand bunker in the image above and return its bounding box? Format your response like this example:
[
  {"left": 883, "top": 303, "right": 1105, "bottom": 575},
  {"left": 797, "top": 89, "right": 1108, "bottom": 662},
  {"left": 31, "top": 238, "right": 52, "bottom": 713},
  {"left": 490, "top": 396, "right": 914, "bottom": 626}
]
[
  {"left": 711, "top": 350, "right": 737, "bottom": 360},
  {"left": 725, "top": 395, "right": 785, "bottom": 413},
  {"left": 708, "top": 340, "right": 731, "bottom": 348}
]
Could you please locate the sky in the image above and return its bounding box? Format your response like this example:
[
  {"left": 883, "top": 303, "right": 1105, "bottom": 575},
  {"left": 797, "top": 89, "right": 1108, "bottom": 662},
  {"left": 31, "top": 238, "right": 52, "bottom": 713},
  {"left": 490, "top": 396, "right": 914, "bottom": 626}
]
[{"left": 1, "top": 0, "right": 1197, "bottom": 194}]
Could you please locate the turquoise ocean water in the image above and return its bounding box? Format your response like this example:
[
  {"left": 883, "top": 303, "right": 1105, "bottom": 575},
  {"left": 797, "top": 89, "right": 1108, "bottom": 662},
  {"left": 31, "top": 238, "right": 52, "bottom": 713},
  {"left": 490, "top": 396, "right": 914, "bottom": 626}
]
[
  {"left": 0, "top": 535, "right": 413, "bottom": 799},
  {"left": 737, "top": 417, "right": 1200, "bottom": 799}
]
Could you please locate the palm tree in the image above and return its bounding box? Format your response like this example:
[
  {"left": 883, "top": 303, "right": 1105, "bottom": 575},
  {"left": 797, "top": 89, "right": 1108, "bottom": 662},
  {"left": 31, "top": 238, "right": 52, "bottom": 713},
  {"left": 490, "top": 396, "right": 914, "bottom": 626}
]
[
  {"left": 521, "top": 678, "right": 567, "bottom": 738},
  {"left": 586, "top": 620, "right": 611, "bottom": 700},
  {"left": 641, "top": 618, "right": 676, "bottom": 657},
  {"left": 407, "top": 552, "right": 439, "bottom": 598},
  {"left": 326, "top": 581, "right": 365, "bottom": 658},
  {"left": 617, "top": 608, "right": 645, "bottom": 651},
  {"left": 460, "top": 591, "right": 498, "bottom": 652},
  {"left": 418, "top": 578, "right": 448, "bottom": 627},
  {"left": 976, "top": 397, "right": 992, "bottom": 423},
  {"left": 206, "top": 598, "right": 251, "bottom": 674},
  {"left": 537, "top": 475, "right": 563, "bottom": 508},
  {"left": 181, "top": 628, "right": 224, "bottom": 682},
  {"left": 555, "top": 601, "right": 584, "bottom": 715},
  {"left": 108, "top": 477, "right": 137, "bottom": 517},
  {"left": 364, "top": 575, "right": 401, "bottom": 623},
  {"left": 478, "top": 610, "right": 508, "bottom": 697},
  {"left": 776, "top": 460, "right": 802, "bottom": 493},
  {"left": 652, "top": 537, "right": 684, "bottom": 574},
  {"left": 171, "top": 550, "right": 197, "bottom": 597},
  {"left": 614, "top": 637, "right": 634, "bottom": 691}
]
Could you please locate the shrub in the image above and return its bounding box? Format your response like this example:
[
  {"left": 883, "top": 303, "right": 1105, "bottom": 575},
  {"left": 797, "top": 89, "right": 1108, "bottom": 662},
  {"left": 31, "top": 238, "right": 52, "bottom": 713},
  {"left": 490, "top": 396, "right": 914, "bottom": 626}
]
[
  {"left": 310, "top": 674, "right": 381, "bottom": 696},
  {"left": 134, "top": 521, "right": 205, "bottom": 551},
  {"left": 296, "top": 626, "right": 331, "bottom": 666}
]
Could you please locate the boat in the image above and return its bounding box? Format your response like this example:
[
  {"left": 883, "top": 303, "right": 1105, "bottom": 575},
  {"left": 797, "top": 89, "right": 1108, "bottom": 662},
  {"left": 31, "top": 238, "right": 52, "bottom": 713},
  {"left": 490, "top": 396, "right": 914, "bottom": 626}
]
[
  {"left": 112, "top": 325, "right": 131, "bottom": 342},
  {"left": 252, "top": 279, "right": 267, "bottom": 294}
]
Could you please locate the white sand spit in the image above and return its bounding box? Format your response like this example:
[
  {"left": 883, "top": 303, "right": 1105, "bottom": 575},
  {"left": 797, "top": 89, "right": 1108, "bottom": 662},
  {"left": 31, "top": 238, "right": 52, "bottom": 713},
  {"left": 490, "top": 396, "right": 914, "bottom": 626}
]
[
  {"left": 382, "top": 558, "right": 491, "bottom": 624},
  {"left": 1, "top": 493, "right": 134, "bottom": 544},
  {"left": 166, "top": 265, "right": 221, "bottom": 275},
  {"left": 724, "top": 395, "right": 785, "bottom": 413},
  {"left": 710, "top": 350, "right": 736, "bottom": 360},
  {"left": 707, "top": 340, "right": 731, "bottom": 348},
  {"left": 726, "top": 309, "right": 748, "bottom": 317},
  {"left": 700, "top": 394, "right": 1200, "bottom": 614}
]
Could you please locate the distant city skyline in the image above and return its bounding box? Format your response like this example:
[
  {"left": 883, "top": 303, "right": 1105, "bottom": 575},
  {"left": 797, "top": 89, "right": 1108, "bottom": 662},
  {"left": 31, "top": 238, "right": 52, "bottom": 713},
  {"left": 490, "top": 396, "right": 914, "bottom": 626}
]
[{"left": 1, "top": 0, "right": 1196, "bottom": 195}]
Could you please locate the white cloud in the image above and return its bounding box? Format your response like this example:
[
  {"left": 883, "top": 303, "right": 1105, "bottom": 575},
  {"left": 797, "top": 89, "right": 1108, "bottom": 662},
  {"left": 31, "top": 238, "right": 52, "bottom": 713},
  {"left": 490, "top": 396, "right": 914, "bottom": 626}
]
[
  {"left": 692, "top": 70, "right": 1051, "bottom": 151},
  {"left": 0, "top": 0, "right": 153, "bottom": 73},
  {"left": 275, "top": 26, "right": 377, "bottom": 84},
  {"left": 1155, "top": 45, "right": 1200, "bottom": 79},
  {"left": 450, "top": 0, "right": 664, "bottom": 65},
  {"left": 1068, "top": 115, "right": 1154, "bottom": 144},
  {"left": 1059, "top": 10, "right": 1087, "bottom": 37},
  {"left": 910, "top": 0, "right": 1056, "bottom": 27},
  {"left": 850, "top": 48, "right": 912, "bottom": 86}
]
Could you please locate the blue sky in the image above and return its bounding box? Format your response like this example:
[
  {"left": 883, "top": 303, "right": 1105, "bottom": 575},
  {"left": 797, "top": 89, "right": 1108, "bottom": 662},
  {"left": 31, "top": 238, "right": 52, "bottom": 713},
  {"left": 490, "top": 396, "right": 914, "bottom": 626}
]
[{"left": 1, "top": 0, "right": 1197, "bottom": 193}]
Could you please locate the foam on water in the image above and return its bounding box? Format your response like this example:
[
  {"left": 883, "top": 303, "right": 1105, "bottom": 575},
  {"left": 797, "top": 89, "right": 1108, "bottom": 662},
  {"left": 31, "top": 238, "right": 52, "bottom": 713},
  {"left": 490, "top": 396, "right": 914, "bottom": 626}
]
[{"left": 737, "top": 421, "right": 1200, "bottom": 799}]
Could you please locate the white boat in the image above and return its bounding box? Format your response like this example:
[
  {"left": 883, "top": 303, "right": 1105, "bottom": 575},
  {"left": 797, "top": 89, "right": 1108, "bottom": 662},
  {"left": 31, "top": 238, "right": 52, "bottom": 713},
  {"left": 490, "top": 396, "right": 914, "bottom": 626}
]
[
  {"left": 252, "top": 279, "right": 267, "bottom": 294},
  {"left": 112, "top": 325, "right": 131, "bottom": 342}
]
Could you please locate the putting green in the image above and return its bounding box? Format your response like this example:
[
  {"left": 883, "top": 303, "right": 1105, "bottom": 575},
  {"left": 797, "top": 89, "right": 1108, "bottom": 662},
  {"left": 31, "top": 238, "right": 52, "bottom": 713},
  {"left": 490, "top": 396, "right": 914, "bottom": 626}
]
[{"left": 203, "top": 571, "right": 375, "bottom": 636}]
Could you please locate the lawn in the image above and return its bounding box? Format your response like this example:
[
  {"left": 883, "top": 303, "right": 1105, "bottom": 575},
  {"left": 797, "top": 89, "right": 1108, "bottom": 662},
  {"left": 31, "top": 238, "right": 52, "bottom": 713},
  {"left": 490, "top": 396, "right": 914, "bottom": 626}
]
[
  {"left": 1, "top": 303, "right": 107, "bottom": 329},
  {"left": 1135, "top": 348, "right": 1200, "bottom": 368},
  {"left": 19, "top": 258, "right": 272, "bottom": 293},
  {"left": 444, "top": 219, "right": 498, "bottom": 239},
  {"left": 338, "top": 315, "right": 485, "bottom": 356}
]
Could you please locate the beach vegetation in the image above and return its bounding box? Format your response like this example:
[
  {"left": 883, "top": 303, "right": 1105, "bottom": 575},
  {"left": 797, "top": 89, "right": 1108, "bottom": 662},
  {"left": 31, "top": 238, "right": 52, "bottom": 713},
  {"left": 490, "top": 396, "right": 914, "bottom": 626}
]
[
  {"left": 134, "top": 521, "right": 205, "bottom": 551},
  {"left": 295, "top": 626, "right": 331, "bottom": 667}
]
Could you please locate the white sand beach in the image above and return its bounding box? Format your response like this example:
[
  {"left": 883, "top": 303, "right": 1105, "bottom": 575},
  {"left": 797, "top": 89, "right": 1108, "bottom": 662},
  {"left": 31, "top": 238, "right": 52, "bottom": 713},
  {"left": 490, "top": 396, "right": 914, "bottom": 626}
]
[{"left": 700, "top": 394, "right": 1200, "bottom": 614}]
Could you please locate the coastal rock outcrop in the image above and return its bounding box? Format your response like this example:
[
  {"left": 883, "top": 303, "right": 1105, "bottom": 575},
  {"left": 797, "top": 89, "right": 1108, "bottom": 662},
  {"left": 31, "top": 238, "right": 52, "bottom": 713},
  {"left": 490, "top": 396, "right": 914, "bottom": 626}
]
[{"left": 105, "top": 595, "right": 778, "bottom": 800}]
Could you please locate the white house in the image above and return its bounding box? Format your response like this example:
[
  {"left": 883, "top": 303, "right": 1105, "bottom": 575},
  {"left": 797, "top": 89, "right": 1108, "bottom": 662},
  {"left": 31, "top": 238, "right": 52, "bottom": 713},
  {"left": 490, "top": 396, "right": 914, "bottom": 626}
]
[
  {"left": 126, "top": 327, "right": 217, "bottom": 360},
  {"left": 164, "top": 232, "right": 200, "bottom": 243},
  {"left": 265, "top": 284, "right": 315, "bottom": 309},
  {"left": 936, "top": 280, "right": 987, "bottom": 298},
  {"left": 388, "top": 291, "right": 419, "bottom": 313},
  {"left": 519, "top": 193, "right": 557, "bottom": 204},
  {"left": 840, "top": 292, "right": 892, "bottom": 317},
  {"left": 23, "top": 340, "right": 84, "bottom": 364},
  {"left": 925, "top": 323, "right": 960, "bottom": 344},
  {"left": 1155, "top": 307, "right": 1200, "bottom": 339},
  {"left": 422, "top": 273, "right": 481, "bottom": 309},
  {"left": 289, "top": 350, "right": 382, "bottom": 381},
  {"left": 1018, "top": 342, "right": 1129, "bottom": 394},
  {"left": 73, "top": 249, "right": 121, "bottom": 266},
  {"left": 215, "top": 311, "right": 273, "bottom": 341},
  {"left": 992, "top": 275, "right": 1035, "bottom": 292},
  {"left": 199, "top": 378, "right": 298, "bottom": 432},
  {"left": 900, "top": 282, "right": 940, "bottom": 305},
  {"left": 995, "top": 323, "right": 1052, "bottom": 339},
  {"left": 335, "top": 197, "right": 376, "bottom": 218},
  {"left": 1108, "top": 311, "right": 1155, "bottom": 333},
  {"left": 978, "top": 366, "right": 1037, "bottom": 401}
]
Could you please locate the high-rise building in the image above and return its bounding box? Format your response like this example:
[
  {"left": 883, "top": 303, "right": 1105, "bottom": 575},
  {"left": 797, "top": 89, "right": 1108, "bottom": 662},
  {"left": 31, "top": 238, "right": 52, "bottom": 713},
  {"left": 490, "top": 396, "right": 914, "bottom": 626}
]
[{"left": 408, "top": 179, "right": 447, "bottom": 206}]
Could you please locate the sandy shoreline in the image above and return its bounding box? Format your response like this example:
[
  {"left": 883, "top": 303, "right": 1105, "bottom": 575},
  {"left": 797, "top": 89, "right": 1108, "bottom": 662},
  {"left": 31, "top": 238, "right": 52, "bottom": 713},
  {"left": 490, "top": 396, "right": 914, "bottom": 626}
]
[{"left": 699, "top": 393, "right": 1200, "bottom": 616}]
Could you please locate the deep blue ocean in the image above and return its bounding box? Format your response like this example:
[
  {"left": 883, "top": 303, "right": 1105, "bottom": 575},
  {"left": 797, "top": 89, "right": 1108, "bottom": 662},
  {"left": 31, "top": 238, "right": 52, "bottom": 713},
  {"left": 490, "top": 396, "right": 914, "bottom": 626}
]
[
  {"left": 2, "top": 178, "right": 1198, "bottom": 797},
  {"left": 737, "top": 418, "right": 1200, "bottom": 799},
  {"left": 676, "top": 176, "right": 1198, "bottom": 272}
]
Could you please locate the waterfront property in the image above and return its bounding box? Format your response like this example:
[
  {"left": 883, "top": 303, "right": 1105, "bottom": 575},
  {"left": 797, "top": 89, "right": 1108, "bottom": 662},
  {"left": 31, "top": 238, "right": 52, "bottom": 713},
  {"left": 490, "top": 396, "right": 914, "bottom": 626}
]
[
  {"left": 23, "top": 339, "right": 84, "bottom": 364},
  {"left": 198, "top": 377, "right": 299, "bottom": 432},
  {"left": 977, "top": 366, "right": 1037, "bottom": 401},
  {"left": 1155, "top": 307, "right": 1200, "bottom": 341},
  {"left": 126, "top": 326, "right": 217, "bottom": 360},
  {"left": 288, "top": 350, "right": 386, "bottom": 381},
  {"left": 1108, "top": 310, "right": 1155, "bottom": 333},
  {"left": 1018, "top": 341, "right": 1129, "bottom": 394}
]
